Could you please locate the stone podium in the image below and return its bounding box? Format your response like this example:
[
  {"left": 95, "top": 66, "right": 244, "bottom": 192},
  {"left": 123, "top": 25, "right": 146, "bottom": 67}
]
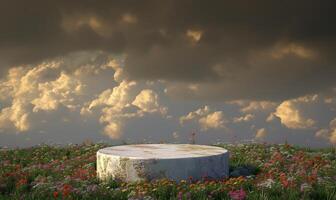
[{"left": 97, "top": 144, "right": 229, "bottom": 182}]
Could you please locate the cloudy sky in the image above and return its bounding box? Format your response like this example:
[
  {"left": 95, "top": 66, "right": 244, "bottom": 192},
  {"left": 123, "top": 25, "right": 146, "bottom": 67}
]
[{"left": 1, "top": 0, "right": 336, "bottom": 147}]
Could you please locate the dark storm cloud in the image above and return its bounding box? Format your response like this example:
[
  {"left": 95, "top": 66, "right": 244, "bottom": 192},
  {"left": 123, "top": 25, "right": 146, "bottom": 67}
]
[{"left": 1, "top": 0, "right": 336, "bottom": 100}]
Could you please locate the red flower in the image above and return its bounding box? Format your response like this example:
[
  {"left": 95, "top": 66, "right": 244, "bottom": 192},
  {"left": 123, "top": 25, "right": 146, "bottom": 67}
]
[
  {"left": 62, "top": 184, "right": 72, "bottom": 197},
  {"left": 53, "top": 191, "right": 59, "bottom": 198}
]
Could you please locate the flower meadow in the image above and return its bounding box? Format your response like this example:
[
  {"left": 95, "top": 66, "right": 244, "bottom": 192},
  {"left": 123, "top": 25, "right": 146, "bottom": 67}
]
[{"left": 0, "top": 143, "right": 335, "bottom": 200}]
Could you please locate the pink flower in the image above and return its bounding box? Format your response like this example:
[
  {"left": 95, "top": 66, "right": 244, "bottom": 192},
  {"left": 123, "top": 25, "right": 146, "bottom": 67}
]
[
  {"left": 177, "top": 191, "right": 183, "bottom": 200},
  {"left": 229, "top": 188, "right": 247, "bottom": 200}
]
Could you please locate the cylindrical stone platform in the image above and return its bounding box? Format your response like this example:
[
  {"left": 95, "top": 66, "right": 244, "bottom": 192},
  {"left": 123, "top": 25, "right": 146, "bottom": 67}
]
[{"left": 97, "top": 144, "right": 229, "bottom": 182}]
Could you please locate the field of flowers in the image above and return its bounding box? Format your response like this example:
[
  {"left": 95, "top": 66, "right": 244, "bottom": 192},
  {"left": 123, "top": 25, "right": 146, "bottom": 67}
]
[{"left": 0, "top": 143, "right": 335, "bottom": 200}]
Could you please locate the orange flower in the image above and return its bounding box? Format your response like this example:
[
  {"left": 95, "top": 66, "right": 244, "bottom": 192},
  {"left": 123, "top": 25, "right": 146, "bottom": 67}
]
[
  {"left": 279, "top": 173, "right": 289, "bottom": 188},
  {"left": 307, "top": 175, "right": 317, "bottom": 184},
  {"left": 16, "top": 178, "right": 27, "bottom": 188}
]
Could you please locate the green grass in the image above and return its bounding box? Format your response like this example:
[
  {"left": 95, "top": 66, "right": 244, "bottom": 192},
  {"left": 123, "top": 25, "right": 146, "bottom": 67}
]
[{"left": 0, "top": 143, "right": 335, "bottom": 199}]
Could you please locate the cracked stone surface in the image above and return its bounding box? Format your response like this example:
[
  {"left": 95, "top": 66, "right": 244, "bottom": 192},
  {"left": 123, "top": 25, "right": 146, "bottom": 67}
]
[{"left": 97, "top": 144, "right": 229, "bottom": 182}]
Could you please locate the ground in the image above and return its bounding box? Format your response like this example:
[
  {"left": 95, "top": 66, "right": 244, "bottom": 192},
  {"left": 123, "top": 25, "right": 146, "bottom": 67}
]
[{"left": 0, "top": 143, "right": 335, "bottom": 200}]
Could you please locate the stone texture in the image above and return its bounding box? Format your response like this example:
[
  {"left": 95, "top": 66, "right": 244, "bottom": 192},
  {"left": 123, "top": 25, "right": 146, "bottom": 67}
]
[{"left": 97, "top": 144, "right": 229, "bottom": 182}]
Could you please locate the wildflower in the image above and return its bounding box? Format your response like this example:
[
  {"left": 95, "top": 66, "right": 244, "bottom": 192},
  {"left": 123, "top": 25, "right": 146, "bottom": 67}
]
[
  {"left": 143, "top": 196, "right": 154, "bottom": 200},
  {"left": 15, "top": 164, "right": 21, "bottom": 170},
  {"left": 62, "top": 184, "right": 72, "bottom": 197},
  {"left": 177, "top": 191, "right": 183, "bottom": 200},
  {"left": 279, "top": 173, "right": 289, "bottom": 188},
  {"left": 53, "top": 191, "right": 59, "bottom": 198},
  {"left": 257, "top": 178, "right": 275, "bottom": 189},
  {"left": 300, "top": 183, "right": 312, "bottom": 192},
  {"left": 307, "top": 175, "right": 316, "bottom": 184},
  {"left": 86, "top": 184, "right": 98, "bottom": 192},
  {"left": 285, "top": 143, "right": 291, "bottom": 149},
  {"left": 229, "top": 188, "right": 247, "bottom": 200},
  {"left": 16, "top": 178, "right": 27, "bottom": 188},
  {"left": 186, "top": 192, "right": 191, "bottom": 199},
  {"left": 180, "top": 180, "right": 187, "bottom": 184},
  {"left": 280, "top": 178, "right": 289, "bottom": 188}
]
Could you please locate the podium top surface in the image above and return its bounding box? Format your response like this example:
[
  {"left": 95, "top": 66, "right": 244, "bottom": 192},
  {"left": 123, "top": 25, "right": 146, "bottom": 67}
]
[{"left": 97, "top": 144, "right": 228, "bottom": 159}]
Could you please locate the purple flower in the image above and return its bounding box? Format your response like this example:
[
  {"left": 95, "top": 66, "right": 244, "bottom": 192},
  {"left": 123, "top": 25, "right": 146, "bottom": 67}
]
[{"left": 177, "top": 191, "right": 183, "bottom": 200}]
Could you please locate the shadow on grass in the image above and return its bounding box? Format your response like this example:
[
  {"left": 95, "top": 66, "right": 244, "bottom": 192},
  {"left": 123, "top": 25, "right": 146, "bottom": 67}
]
[{"left": 229, "top": 164, "right": 260, "bottom": 178}]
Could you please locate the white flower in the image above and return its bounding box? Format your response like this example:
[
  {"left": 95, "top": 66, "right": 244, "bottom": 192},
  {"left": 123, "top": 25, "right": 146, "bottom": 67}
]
[
  {"left": 300, "top": 183, "right": 312, "bottom": 192},
  {"left": 257, "top": 178, "right": 275, "bottom": 189}
]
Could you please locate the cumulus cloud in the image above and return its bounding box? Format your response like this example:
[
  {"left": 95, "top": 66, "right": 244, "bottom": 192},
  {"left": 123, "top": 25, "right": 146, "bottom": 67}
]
[
  {"left": 180, "top": 106, "right": 227, "bottom": 131},
  {"left": 82, "top": 63, "right": 167, "bottom": 139},
  {"left": 233, "top": 114, "right": 255, "bottom": 123},
  {"left": 103, "top": 122, "right": 123, "bottom": 139},
  {"left": 230, "top": 100, "right": 277, "bottom": 113},
  {"left": 121, "top": 13, "right": 138, "bottom": 24},
  {"left": 0, "top": 61, "right": 84, "bottom": 132},
  {"left": 273, "top": 95, "right": 318, "bottom": 129},
  {"left": 102, "top": 59, "right": 126, "bottom": 83},
  {"left": 132, "top": 89, "right": 167, "bottom": 115},
  {"left": 85, "top": 81, "right": 137, "bottom": 112},
  {"left": 186, "top": 29, "right": 203, "bottom": 43},
  {"left": 179, "top": 106, "right": 211, "bottom": 125},
  {"left": 255, "top": 128, "right": 267, "bottom": 139},
  {"left": 330, "top": 118, "right": 336, "bottom": 129},
  {"left": 82, "top": 80, "right": 136, "bottom": 139},
  {"left": 241, "top": 101, "right": 277, "bottom": 113},
  {"left": 199, "top": 111, "right": 226, "bottom": 131},
  {"left": 0, "top": 50, "right": 169, "bottom": 139},
  {"left": 31, "top": 72, "right": 83, "bottom": 112},
  {"left": 330, "top": 131, "right": 336, "bottom": 144},
  {"left": 95, "top": 88, "right": 167, "bottom": 139},
  {"left": 0, "top": 102, "right": 30, "bottom": 131},
  {"left": 266, "top": 113, "right": 276, "bottom": 122},
  {"left": 0, "top": 52, "right": 123, "bottom": 133},
  {"left": 270, "top": 43, "right": 317, "bottom": 60},
  {"left": 315, "top": 118, "right": 336, "bottom": 144},
  {"left": 315, "top": 129, "right": 330, "bottom": 140}
]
